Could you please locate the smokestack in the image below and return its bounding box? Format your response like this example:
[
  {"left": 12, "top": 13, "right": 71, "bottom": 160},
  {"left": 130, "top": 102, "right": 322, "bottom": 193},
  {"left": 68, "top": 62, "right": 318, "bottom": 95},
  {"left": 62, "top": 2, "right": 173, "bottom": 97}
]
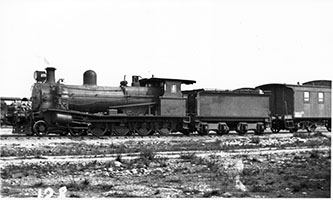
[{"left": 45, "top": 67, "right": 56, "bottom": 84}]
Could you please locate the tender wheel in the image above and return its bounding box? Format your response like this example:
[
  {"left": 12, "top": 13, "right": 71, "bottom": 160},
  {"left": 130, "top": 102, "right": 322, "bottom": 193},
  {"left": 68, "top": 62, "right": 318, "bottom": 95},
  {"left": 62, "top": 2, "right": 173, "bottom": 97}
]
[
  {"left": 89, "top": 123, "right": 108, "bottom": 136},
  {"left": 113, "top": 125, "right": 130, "bottom": 136},
  {"left": 136, "top": 122, "right": 153, "bottom": 136},
  {"left": 217, "top": 123, "right": 229, "bottom": 135},
  {"left": 33, "top": 120, "right": 48, "bottom": 136},
  {"left": 157, "top": 123, "right": 172, "bottom": 136},
  {"left": 254, "top": 123, "right": 265, "bottom": 135},
  {"left": 236, "top": 123, "right": 248, "bottom": 135}
]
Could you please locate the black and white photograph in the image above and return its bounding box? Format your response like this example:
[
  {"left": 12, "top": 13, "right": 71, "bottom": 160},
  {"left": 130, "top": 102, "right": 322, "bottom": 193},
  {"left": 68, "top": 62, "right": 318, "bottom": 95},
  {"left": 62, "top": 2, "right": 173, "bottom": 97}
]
[{"left": 0, "top": 0, "right": 331, "bottom": 198}]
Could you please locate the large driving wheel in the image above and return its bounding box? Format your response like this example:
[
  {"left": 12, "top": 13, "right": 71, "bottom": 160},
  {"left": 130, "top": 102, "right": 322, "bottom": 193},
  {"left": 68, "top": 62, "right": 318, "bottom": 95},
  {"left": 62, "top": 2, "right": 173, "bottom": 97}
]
[
  {"left": 113, "top": 125, "right": 130, "bottom": 136},
  {"left": 157, "top": 122, "right": 172, "bottom": 136},
  {"left": 33, "top": 120, "right": 48, "bottom": 136},
  {"left": 89, "top": 123, "right": 108, "bottom": 136},
  {"left": 136, "top": 122, "right": 153, "bottom": 136}
]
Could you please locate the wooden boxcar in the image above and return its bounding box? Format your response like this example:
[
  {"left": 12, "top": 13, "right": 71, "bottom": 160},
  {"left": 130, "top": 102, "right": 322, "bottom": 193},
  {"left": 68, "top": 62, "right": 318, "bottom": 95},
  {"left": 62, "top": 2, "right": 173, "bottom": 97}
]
[
  {"left": 257, "top": 80, "right": 331, "bottom": 132},
  {"left": 184, "top": 89, "right": 271, "bottom": 135}
]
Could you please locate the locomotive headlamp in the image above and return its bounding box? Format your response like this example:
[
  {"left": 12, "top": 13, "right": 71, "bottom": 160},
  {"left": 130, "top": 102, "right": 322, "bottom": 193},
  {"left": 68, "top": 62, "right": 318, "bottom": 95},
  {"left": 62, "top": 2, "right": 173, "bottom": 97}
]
[{"left": 34, "top": 70, "right": 47, "bottom": 82}]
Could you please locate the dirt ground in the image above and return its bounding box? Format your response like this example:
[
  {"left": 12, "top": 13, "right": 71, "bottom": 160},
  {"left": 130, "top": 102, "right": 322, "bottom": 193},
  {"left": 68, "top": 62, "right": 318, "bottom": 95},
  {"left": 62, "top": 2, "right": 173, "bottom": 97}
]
[{"left": 0, "top": 130, "right": 331, "bottom": 198}]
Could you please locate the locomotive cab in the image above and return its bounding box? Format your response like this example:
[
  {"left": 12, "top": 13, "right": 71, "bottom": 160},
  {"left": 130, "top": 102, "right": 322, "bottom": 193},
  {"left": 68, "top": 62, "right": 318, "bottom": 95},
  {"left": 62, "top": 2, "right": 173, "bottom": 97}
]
[{"left": 139, "top": 78, "right": 196, "bottom": 116}]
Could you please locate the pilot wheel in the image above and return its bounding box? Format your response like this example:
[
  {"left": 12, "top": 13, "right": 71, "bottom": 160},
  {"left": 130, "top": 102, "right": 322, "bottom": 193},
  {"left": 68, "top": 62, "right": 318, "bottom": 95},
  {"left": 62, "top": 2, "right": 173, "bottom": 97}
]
[{"left": 33, "top": 120, "right": 48, "bottom": 136}]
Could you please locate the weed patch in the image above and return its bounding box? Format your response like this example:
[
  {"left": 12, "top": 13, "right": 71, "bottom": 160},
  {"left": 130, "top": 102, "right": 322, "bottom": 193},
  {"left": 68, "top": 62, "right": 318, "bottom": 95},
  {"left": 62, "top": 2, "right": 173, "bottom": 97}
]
[
  {"left": 66, "top": 177, "right": 90, "bottom": 191},
  {"left": 139, "top": 147, "right": 156, "bottom": 166}
]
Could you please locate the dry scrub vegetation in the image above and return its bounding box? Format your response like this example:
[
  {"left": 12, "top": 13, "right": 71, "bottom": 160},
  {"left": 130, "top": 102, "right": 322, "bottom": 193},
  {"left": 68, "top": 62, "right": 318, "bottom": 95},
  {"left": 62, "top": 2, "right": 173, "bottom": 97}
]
[{"left": 0, "top": 132, "right": 331, "bottom": 198}]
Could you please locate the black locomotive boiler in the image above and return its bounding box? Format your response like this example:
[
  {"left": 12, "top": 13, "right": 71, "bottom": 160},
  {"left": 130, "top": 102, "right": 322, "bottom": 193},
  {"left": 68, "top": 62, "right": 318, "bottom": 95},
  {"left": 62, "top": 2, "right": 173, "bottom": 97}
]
[{"left": 27, "top": 67, "right": 196, "bottom": 136}]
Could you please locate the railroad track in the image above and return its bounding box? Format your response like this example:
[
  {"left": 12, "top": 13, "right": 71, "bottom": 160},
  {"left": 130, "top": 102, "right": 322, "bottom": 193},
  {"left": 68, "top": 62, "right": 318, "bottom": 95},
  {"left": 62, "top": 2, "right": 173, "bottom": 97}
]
[
  {"left": 0, "top": 132, "right": 297, "bottom": 144},
  {"left": 0, "top": 145, "right": 330, "bottom": 167},
  {"left": 1, "top": 127, "right": 323, "bottom": 139}
]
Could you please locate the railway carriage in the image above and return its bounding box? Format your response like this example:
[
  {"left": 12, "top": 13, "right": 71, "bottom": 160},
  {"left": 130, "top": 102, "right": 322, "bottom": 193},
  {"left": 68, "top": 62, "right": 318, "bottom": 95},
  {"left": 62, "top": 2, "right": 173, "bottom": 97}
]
[{"left": 257, "top": 80, "right": 331, "bottom": 133}]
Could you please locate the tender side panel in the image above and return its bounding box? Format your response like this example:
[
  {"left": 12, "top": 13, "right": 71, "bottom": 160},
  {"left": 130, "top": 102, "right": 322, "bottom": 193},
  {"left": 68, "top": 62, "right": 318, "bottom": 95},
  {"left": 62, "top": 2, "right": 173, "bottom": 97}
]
[{"left": 197, "top": 92, "right": 270, "bottom": 118}]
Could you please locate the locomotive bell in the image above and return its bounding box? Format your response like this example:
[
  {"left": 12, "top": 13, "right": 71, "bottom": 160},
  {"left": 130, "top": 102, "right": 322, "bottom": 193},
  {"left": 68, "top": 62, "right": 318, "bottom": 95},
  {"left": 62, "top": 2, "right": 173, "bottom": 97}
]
[{"left": 83, "top": 70, "right": 97, "bottom": 85}]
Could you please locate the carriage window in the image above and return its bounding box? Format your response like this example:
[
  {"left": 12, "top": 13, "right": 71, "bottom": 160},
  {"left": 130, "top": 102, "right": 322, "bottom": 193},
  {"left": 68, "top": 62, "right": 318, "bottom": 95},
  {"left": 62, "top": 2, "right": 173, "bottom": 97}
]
[
  {"left": 318, "top": 92, "right": 324, "bottom": 103},
  {"left": 304, "top": 92, "right": 310, "bottom": 103}
]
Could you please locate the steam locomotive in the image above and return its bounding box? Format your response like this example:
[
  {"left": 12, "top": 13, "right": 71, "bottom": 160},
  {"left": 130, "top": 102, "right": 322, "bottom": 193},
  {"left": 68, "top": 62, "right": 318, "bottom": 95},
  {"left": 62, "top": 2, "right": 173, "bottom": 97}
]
[{"left": 9, "top": 67, "right": 331, "bottom": 136}]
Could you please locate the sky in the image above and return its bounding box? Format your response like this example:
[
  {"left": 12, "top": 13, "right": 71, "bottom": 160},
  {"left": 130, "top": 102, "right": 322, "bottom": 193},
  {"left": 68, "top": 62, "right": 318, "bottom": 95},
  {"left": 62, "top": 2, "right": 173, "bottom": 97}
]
[{"left": 0, "top": 0, "right": 332, "bottom": 98}]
